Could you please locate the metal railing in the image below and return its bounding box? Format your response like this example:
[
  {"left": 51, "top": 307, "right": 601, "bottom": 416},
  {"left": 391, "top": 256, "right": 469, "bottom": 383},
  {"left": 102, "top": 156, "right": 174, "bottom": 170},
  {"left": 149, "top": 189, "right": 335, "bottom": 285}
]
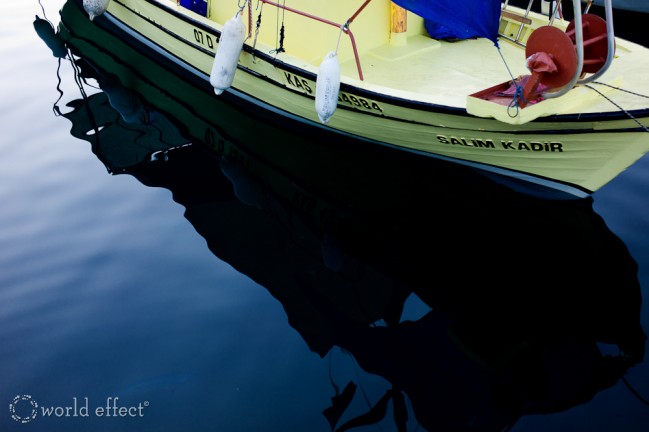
[{"left": 254, "top": 0, "right": 373, "bottom": 80}]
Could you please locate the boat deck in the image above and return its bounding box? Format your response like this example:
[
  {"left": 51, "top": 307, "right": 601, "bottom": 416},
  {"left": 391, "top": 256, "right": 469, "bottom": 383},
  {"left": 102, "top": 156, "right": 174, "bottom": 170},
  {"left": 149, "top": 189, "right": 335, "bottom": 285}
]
[
  {"left": 334, "top": 11, "right": 649, "bottom": 116},
  {"left": 340, "top": 35, "right": 526, "bottom": 108}
]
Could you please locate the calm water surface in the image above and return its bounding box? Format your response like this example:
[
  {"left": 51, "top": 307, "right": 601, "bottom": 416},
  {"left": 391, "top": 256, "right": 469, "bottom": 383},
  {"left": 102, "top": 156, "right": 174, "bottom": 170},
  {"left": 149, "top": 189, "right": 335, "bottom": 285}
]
[{"left": 1, "top": 1, "right": 649, "bottom": 431}]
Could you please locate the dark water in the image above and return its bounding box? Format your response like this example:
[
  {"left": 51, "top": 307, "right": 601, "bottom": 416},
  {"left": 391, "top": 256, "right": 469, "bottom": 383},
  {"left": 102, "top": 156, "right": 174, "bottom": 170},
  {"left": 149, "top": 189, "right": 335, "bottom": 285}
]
[{"left": 2, "top": 1, "right": 649, "bottom": 431}]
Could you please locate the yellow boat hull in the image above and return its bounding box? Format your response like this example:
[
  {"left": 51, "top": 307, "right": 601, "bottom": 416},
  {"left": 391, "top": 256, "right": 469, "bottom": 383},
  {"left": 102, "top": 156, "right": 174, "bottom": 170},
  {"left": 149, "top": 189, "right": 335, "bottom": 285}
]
[{"left": 63, "top": 0, "right": 649, "bottom": 198}]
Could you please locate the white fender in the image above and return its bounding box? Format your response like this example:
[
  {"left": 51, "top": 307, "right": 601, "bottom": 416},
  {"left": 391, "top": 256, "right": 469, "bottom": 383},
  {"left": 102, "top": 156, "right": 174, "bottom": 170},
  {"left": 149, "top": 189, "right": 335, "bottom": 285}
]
[
  {"left": 315, "top": 51, "right": 340, "bottom": 124},
  {"left": 83, "top": 0, "right": 111, "bottom": 21},
  {"left": 210, "top": 13, "right": 246, "bottom": 96}
]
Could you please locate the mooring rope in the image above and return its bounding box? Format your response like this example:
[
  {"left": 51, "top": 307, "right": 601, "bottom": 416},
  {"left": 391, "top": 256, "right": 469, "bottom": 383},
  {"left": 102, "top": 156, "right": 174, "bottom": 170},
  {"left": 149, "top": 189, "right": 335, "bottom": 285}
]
[
  {"left": 622, "top": 376, "right": 649, "bottom": 407},
  {"left": 586, "top": 82, "right": 649, "bottom": 133},
  {"left": 591, "top": 81, "right": 649, "bottom": 100}
]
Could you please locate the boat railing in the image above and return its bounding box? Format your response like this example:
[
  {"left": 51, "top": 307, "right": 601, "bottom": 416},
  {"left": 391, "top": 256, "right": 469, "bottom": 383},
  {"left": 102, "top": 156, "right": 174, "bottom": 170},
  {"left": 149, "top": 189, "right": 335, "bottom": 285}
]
[
  {"left": 255, "top": 0, "right": 371, "bottom": 80},
  {"left": 575, "top": 0, "right": 614, "bottom": 85}
]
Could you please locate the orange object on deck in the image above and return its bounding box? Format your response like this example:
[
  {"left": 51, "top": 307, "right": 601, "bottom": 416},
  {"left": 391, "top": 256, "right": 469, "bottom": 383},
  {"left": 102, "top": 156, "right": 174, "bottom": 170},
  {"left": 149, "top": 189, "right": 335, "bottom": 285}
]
[{"left": 520, "top": 26, "right": 578, "bottom": 108}]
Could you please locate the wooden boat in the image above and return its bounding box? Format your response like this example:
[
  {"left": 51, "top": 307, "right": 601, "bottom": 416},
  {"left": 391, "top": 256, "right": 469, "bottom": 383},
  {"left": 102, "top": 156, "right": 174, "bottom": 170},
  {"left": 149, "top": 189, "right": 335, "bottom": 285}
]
[
  {"left": 46, "top": 15, "right": 646, "bottom": 428},
  {"left": 59, "top": 0, "right": 649, "bottom": 199},
  {"left": 41, "top": 3, "right": 648, "bottom": 427}
]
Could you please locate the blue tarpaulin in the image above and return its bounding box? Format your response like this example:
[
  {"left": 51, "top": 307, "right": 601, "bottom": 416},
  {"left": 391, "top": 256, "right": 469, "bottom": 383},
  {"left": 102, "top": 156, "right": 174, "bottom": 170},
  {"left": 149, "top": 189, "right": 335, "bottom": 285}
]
[
  {"left": 180, "top": 0, "right": 208, "bottom": 17},
  {"left": 392, "top": 0, "right": 502, "bottom": 44}
]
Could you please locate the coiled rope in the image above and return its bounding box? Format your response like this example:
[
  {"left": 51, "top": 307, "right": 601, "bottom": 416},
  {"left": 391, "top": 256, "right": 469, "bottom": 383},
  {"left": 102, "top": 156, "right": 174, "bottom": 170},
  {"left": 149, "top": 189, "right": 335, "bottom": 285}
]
[{"left": 495, "top": 46, "right": 527, "bottom": 118}]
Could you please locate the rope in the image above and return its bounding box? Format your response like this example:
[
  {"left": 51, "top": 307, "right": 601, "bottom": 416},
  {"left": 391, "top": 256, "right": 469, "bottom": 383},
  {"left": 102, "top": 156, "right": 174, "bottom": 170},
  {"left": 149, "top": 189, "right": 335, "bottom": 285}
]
[
  {"left": 591, "top": 81, "right": 649, "bottom": 100},
  {"left": 236, "top": 0, "right": 249, "bottom": 39},
  {"left": 335, "top": 24, "right": 346, "bottom": 54},
  {"left": 622, "top": 377, "right": 649, "bottom": 407},
  {"left": 247, "top": 0, "right": 252, "bottom": 40},
  {"left": 52, "top": 60, "right": 65, "bottom": 116},
  {"left": 251, "top": 2, "right": 263, "bottom": 62},
  {"left": 586, "top": 83, "right": 649, "bottom": 133},
  {"left": 495, "top": 45, "right": 526, "bottom": 118},
  {"left": 37, "top": 0, "right": 48, "bottom": 21},
  {"left": 270, "top": 0, "right": 286, "bottom": 54}
]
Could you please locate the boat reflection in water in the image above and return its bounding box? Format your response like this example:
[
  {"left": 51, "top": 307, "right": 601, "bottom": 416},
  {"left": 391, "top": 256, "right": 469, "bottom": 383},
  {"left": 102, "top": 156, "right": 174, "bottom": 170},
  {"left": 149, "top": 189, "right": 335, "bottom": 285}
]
[{"left": 44, "top": 4, "right": 646, "bottom": 431}]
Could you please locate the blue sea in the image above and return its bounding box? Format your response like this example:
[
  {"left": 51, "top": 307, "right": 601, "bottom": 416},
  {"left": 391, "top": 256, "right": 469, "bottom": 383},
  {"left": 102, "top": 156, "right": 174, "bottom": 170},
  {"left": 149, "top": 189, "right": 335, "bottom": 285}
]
[{"left": 1, "top": 1, "right": 649, "bottom": 431}]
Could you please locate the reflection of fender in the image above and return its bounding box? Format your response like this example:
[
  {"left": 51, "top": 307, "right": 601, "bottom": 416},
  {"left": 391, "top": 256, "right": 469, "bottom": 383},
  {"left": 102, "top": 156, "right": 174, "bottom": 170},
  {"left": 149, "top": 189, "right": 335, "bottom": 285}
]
[
  {"left": 97, "top": 74, "right": 150, "bottom": 124},
  {"left": 33, "top": 16, "right": 67, "bottom": 58},
  {"left": 220, "top": 155, "right": 263, "bottom": 209}
]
